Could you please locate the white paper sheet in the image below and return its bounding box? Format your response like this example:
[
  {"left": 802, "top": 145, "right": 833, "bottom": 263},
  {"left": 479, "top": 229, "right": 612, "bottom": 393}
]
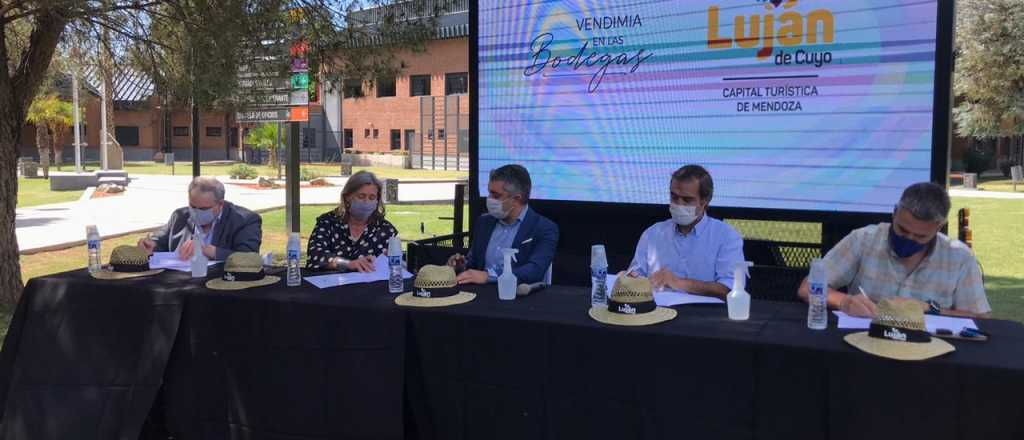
[
  {"left": 833, "top": 311, "right": 978, "bottom": 334},
  {"left": 304, "top": 256, "right": 413, "bottom": 289},
  {"left": 149, "top": 252, "right": 220, "bottom": 272},
  {"left": 598, "top": 274, "right": 724, "bottom": 307}
]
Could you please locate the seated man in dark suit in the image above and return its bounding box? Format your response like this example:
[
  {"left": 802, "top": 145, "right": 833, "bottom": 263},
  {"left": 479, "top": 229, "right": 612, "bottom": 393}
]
[
  {"left": 138, "top": 176, "right": 262, "bottom": 261},
  {"left": 448, "top": 164, "right": 559, "bottom": 285}
]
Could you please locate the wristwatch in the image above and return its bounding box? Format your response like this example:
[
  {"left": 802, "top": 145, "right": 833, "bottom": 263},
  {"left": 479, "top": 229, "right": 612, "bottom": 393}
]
[{"left": 333, "top": 257, "right": 351, "bottom": 270}]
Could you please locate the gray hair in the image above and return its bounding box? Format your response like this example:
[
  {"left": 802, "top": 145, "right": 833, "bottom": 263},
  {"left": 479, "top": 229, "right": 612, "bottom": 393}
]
[
  {"left": 897, "top": 182, "right": 950, "bottom": 224},
  {"left": 489, "top": 164, "right": 532, "bottom": 202},
  {"left": 336, "top": 170, "right": 386, "bottom": 222},
  {"left": 188, "top": 176, "right": 225, "bottom": 202}
]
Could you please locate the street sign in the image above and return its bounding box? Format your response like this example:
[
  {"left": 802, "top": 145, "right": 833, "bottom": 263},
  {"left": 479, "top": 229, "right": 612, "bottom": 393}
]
[
  {"left": 289, "top": 90, "right": 309, "bottom": 106},
  {"left": 237, "top": 108, "right": 291, "bottom": 123},
  {"left": 291, "top": 72, "right": 309, "bottom": 89},
  {"left": 239, "top": 77, "right": 291, "bottom": 90},
  {"left": 288, "top": 107, "right": 309, "bottom": 122}
]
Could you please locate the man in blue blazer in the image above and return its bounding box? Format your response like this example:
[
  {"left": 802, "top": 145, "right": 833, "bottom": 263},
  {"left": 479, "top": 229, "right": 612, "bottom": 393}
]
[{"left": 448, "top": 165, "right": 559, "bottom": 285}]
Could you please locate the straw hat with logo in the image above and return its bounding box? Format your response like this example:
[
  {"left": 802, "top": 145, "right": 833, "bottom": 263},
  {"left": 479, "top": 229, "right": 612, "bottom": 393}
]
[
  {"left": 206, "top": 252, "right": 280, "bottom": 290},
  {"left": 395, "top": 264, "right": 475, "bottom": 307},
  {"left": 844, "top": 298, "right": 955, "bottom": 361},
  {"left": 589, "top": 276, "right": 677, "bottom": 326},
  {"left": 91, "top": 245, "right": 165, "bottom": 280}
]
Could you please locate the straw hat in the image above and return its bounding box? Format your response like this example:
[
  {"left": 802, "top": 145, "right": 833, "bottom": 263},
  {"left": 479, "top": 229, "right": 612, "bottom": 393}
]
[
  {"left": 844, "top": 298, "right": 955, "bottom": 361},
  {"left": 206, "top": 252, "right": 280, "bottom": 290},
  {"left": 91, "top": 245, "right": 165, "bottom": 280},
  {"left": 589, "top": 276, "right": 677, "bottom": 326},
  {"left": 395, "top": 265, "right": 475, "bottom": 307}
]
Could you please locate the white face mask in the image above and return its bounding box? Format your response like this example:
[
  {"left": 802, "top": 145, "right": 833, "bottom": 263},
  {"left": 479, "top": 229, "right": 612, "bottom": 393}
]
[
  {"left": 669, "top": 203, "right": 699, "bottom": 226},
  {"left": 486, "top": 196, "right": 509, "bottom": 219}
]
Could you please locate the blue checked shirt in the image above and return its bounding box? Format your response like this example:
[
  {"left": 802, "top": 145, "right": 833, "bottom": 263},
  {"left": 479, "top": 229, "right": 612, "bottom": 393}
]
[{"left": 484, "top": 205, "right": 529, "bottom": 282}]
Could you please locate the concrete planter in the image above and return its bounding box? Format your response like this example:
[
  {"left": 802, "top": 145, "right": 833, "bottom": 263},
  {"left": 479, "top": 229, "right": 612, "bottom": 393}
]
[{"left": 346, "top": 153, "right": 411, "bottom": 169}]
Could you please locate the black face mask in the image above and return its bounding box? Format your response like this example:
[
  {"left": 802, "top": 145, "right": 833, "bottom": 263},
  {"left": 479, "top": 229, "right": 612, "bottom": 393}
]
[{"left": 889, "top": 226, "right": 928, "bottom": 258}]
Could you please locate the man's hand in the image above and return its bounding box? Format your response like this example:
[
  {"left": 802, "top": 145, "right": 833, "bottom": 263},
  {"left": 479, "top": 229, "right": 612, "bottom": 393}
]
[
  {"left": 138, "top": 238, "right": 155, "bottom": 256},
  {"left": 346, "top": 255, "right": 376, "bottom": 273},
  {"left": 177, "top": 239, "right": 195, "bottom": 261},
  {"left": 201, "top": 244, "right": 216, "bottom": 260},
  {"left": 456, "top": 269, "right": 488, "bottom": 285},
  {"left": 447, "top": 253, "right": 466, "bottom": 271},
  {"left": 650, "top": 268, "right": 687, "bottom": 291},
  {"left": 841, "top": 293, "right": 878, "bottom": 318}
]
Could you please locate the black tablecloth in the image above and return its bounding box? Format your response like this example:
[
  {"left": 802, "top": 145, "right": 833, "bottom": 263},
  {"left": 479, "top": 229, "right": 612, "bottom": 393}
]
[
  {"left": 0, "top": 271, "right": 189, "bottom": 440},
  {"left": 3, "top": 269, "right": 1024, "bottom": 440}
]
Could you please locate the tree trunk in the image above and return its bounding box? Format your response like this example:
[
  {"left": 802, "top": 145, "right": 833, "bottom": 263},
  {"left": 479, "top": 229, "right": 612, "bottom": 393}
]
[
  {"left": 0, "top": 9, "right": 69, "bottom": 305},
  {"left": 50, "top": 127, "right": 63, "bottom": 169},
  {"left": 36, "top": 124, "right": 50, "bottom": 179},
  {"left": 0, "top": 117, "right": 25, "bottom": 306}
]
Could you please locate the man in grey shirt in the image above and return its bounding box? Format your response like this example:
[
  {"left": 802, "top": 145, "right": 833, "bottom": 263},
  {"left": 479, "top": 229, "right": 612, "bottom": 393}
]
[{"left": 138, "top": 176, "right": 262, "bottom": 261}]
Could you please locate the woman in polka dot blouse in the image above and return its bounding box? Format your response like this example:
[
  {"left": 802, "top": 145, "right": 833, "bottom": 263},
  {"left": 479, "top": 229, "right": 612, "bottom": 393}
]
[{"left": 305, "top": 171, "right": 398, "bottom": 272}]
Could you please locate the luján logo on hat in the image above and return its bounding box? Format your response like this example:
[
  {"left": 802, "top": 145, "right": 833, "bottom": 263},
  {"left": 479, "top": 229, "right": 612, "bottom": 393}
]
[
  {"left": 205, "top": 252, "right": 280, "bottom": 291},
  {"left": 589, "top": 275, "right": 677, "bottom": 326},
  {"left": 844, "top": 298, "right": 955, "bottom": 361},
  {"left": 395, "top": 265, "right": 476, "bottom": 307},
  {"left": 91, "top": 245, "right": 164, "bottom": 280}
]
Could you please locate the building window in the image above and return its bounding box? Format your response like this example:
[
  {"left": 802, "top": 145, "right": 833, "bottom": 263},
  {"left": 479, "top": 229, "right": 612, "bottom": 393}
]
[
  {"left": 206, "top": 127, "right": 222, "bottom": 137},
  {"left": 364, "top": 128, "right": 370, "bottom": 138},
  {"left": 344, "top": 79, "right": 364, "bottom": 98},
  {"left": 438, "top": 128, "right": 446, "bottom": 140},
  {"left": 445, "top": 72, "right": 468, "bottom": 95},
  {"left": 376, "top": 76, "right": 396, "bottom": 97},
  {"left": 173, "top": 126, "right": 189, "bottom": 137},
  {"left": 410, "top": 75, "right": 431, "bottom": 97},
  {"left": 373, "top": 129, "right": 379, "bottom": 139},
  {"left": 390, "top": 129, "right": 401, "bottom": 150},
  {"left": 344, "top": 129, "right": 353, "bottom": 149},
  {"left": 114, "top": 126, "right": 140, "bottom": 147}
]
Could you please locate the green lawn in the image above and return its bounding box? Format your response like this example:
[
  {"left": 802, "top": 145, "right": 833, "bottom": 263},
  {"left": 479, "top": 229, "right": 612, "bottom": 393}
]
[
  {"left": 950, "top": 197, "right": 1024, "bottom": 322},
  {"left": 123, "top": 161, "right": 468, "bottom": 180},
  {"left": 975, "top": 175, "right": 1024, "bottom": 193},
  {"left": 17, "top": 178, "right": 82, "bottom": 208}
]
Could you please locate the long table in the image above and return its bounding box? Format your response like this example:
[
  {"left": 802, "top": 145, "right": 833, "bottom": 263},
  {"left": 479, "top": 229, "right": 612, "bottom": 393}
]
[{"left": 2, "top": 269, "right": 1023, "bottom": 440}]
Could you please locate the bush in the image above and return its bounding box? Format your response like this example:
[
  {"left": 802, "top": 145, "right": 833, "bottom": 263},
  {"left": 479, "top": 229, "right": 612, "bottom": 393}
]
[
  {"left": 229, "top": 164, "right": 258, "bottom": 180},
  {"left": 299, "top": 167, "right": 322, "bottom": 181},
  {"left": 964, "top": 148, "right": 993, "bottom": 174},
  {"left": 997, "top": 158, "right": 1020, "bottom": 178}
]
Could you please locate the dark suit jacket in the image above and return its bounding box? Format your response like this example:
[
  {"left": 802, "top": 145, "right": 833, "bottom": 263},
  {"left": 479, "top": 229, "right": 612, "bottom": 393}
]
[
  {"left": 465, "top": 207, "right": 559, "bottom": 284},
  {"left": 151, "top": 201, "right": 262, "bottom": 260}
]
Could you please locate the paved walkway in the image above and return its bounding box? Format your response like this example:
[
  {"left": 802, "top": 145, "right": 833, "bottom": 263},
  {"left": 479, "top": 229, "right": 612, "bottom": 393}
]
[
  {"left": 16, "top": 174, "right": 463, "bottom": 253},
  {"left": 949, "top": 188, "right": 1024, "bottom": 200}
]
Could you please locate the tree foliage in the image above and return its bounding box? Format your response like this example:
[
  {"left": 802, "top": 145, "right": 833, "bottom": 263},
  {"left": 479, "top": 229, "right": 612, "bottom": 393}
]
[{"left": 954, "top": 0, "right": 1024, "bottom": 138}]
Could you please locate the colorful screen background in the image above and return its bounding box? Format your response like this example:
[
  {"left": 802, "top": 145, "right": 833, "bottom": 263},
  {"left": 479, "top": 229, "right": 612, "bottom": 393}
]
[{"left": 477, "top": 0, "right": 939, "bottom": 213}]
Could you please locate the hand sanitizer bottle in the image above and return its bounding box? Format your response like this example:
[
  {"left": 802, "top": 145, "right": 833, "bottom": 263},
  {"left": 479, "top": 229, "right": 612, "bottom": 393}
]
[
  {"left": 497, "top": 248, "right": 519, "bottom": 300},
  {"left": 727, "top": 261, "right": 753, "bottom": 320}
]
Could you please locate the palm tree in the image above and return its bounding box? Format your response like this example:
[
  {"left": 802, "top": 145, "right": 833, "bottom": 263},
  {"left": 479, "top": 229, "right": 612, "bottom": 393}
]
[
  {"left": 26, "top": 95, "right": 76, "bottom": 176},
  {"left": 244, "top": 123, "right": 282, "bottom": 167}
]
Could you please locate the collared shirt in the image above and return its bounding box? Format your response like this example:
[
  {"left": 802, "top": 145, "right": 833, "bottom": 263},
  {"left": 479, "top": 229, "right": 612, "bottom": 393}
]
[
  {"left": 195, "top": 210, "right": 222, "bottom": 247},
  {"left": 306, "top": 211, "right": 399, "bottom": 269},
  {"left": 823, "top": 223, "right": 990, "bottom": 314},
  {"left": 629, "top": 215, "right": 745, "bottom": 289},
  {"left": 484, "top": 205, "right": 529, "bottom": 281}
]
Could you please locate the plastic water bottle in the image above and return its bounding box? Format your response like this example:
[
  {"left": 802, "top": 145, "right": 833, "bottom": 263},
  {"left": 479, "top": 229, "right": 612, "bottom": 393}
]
[
  {"left": 387, "top": 235, "right": 403, "bottom": 294},
  {"left": 497, "top": 248, "right": 519, "bottom": 300},
  {"left": 190, "top": 230, "right": 208, "bottom": 278},
  {"left": 590, "top": 245, "right": 608, "bottom": 306},
  {"left": 86, "top": 225, "right": 101, "bottom": 274},
  {"left": 807, "top": 258, "right": 828, "bottom": 330},
  {"left": 286, "top": 232, "right": 301, "bottom": 287},
  {"left": 727, "top": 261, "right": 754, "bottom": 320}
]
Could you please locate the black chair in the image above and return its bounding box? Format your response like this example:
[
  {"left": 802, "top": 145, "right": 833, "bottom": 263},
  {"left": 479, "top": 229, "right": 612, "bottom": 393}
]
[
  {"left": 747, "top": 265, "right": 808, "bottom": 302},
  {"left": 407, "top": 232, "right": 470, "bottom": 272}
]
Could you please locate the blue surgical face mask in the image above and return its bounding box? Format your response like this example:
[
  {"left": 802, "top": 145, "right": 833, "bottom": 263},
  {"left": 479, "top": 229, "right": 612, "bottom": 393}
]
[
  {"left": 190, "top": 207, "right": 216, "bottom": 226},
  {"left": 889, "top": 225, "right": 928, "bottom": 258},
  {"left": 348, "top": 200, "right": 378, "bottom": 220}
]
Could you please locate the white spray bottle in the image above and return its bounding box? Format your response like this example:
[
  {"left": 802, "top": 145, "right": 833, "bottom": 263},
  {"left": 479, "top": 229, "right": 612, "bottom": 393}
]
[
  {"left": 727, "top": 261, "right": 754, "bottom": 320},
  {"left": 497, "top": 248, "right": 519, "bottom": 300}
]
